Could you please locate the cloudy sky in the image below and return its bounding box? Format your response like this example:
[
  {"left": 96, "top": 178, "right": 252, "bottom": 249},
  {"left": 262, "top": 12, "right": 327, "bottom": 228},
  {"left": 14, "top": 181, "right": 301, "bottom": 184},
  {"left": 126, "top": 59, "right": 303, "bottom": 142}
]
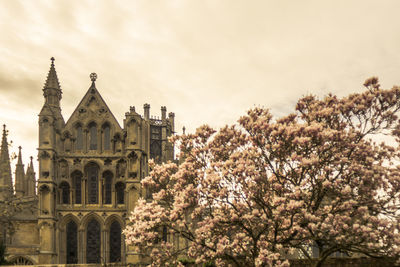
[{"left": 1, "top": 0, "right": 400, "bottom": 171}]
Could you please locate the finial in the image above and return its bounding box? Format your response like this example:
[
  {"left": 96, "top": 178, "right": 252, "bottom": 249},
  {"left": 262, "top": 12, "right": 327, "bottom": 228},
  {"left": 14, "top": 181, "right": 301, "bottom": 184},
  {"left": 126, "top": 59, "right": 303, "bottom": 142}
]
[
  {"left": 18, "top": 146, "right": 21, "bottom": 151},
  {"left": 183, "top": 126, "right": 186, "bottom": 135},
  {"left": 50, "top": 57, "right": 55, "bottom": 65},
  {"left": 30, "top": 156, "right": 33, "bottom": 162},
  {"left": 90, "top": 73, "right": 97, "bottom": 82},
  {"left": 2, "top": 124, "right": 5, "bottom": 131}
]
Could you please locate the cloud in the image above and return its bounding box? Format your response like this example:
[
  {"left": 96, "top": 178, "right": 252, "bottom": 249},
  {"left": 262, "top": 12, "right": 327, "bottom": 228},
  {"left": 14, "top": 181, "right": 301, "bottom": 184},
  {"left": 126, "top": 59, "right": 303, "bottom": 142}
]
[{"left": 1, "top": 0, "right": 400, "bottom": 169}]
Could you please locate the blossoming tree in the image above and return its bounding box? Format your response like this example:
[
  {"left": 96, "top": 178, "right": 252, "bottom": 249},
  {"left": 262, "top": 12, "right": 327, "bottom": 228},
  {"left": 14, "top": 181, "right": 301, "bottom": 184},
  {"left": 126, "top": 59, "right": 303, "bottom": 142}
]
[{"left": 124, "top": 78, "right": 400, "bottom": 267}]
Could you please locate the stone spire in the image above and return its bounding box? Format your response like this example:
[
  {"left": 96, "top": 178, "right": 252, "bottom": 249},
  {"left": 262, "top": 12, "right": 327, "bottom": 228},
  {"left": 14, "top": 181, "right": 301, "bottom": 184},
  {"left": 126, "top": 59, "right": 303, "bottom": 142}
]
[
  {"left": 43, "top": 57, "right": 62, "bottom": 108},
  {"left": 0, "top": 124, "right": 13, "bottom": 200},
  {"left": 40, "top": 57, "right": 65, "bottom": 130},
  {"left": 15, "top": 146, "right": 25, "bottom": 197},
  {"left": 26, "top": 156, "right": 36, "bottom": 197}
]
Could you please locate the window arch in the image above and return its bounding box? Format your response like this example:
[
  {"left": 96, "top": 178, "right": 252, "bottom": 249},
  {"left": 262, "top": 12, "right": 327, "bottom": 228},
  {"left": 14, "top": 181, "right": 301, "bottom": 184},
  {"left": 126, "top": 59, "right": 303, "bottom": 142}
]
[
  {"left": 75, "top": 124, "right": 83, "bottom": 150},
  {"left": 103, "top": 171, "right": 113, "bottom": 204},
  {"left": 60, "top": 181, "right": 70, "bottom": 204},
  {"left": 103, "top": 123, "right": 111, "bottom": 151},
  {"left": 109, "top": 221, "right": 122, "bottom": 262},
  {"left": 9, "top": 256, "right": 34, "bottom": 265},
  {"left": 72, "top": 171, "right": 82, "bottom": 204},
  {"left": 89, "top": 122, "right": 97, "bottom": 150},
  {"left": 86, "top": 163, "right": 99, "bottom": 204},
  {"left": 86, "top": 219, "right": 101, "bottom": 263},
  {"left": 66, "top": 220, "right": 78, "bottom": 264},
  {"left": 115, "top": 182, "right": 125, "bottom": 204}
]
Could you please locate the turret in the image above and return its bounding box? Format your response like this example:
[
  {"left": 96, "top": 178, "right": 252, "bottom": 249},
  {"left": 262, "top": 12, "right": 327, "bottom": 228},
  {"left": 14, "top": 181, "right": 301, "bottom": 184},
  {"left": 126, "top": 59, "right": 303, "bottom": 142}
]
[
  {"left": 168, "top": 112, "right": 175, "bottom": 133},
  {"left": 0, "top": 125, "right": 13, "bottom": 200},
  {"left": 38, "top": 58, "right": 59, "bottom": 264},
  {"left": 15, "top": 146, "right": 25, "bottom": 197},
  {"left": 161, "top": 106, "right": 167, "bottom": 121},
  {"left": 143, "top": 103, "right": 150, "bottom": 120}
]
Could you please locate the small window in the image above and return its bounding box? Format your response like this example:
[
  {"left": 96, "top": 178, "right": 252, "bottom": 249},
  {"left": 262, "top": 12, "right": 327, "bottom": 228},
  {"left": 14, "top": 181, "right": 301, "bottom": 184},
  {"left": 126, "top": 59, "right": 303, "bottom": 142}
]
[
  {"left": 60, "top": 182, "right": 70, "bottom": 204},
  {"left": 76, "top": 125, "right": 83, "bottom": 150},
  {"left": 103, "top": 124, "right": 111, "bottom": 150},
  {"left": 89, "top": 123, "right": 97, "bottom": 150},
  {"left": 72, "top": 171, "right": 82, "bottom": 204},
  {"left": 115, "top": 182, "right": 125, "bottom": 204},
  {"left": 104, "top": 171, "right": 112, "bottom": 204}
]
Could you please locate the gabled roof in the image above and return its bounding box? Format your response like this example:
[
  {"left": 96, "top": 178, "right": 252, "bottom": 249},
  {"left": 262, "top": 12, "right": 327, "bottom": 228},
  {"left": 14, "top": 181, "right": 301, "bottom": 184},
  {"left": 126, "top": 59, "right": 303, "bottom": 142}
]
[{"left": 65, "top": 74, "right": 122, "bottom": 131}]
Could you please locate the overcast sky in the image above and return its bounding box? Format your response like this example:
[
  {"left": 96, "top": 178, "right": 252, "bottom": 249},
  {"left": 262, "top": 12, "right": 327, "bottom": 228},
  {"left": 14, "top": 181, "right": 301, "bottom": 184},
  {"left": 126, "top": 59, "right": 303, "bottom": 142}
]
[{"left": 1, "top": 0, "right": 400, "bottom": 171}]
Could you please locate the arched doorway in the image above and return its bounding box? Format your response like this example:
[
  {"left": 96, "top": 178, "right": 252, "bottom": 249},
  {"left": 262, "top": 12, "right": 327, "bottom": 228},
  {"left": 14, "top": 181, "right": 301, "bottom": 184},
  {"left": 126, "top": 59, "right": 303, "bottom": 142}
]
[
  {"left": 109, "top": 221, "right": 122, "bottom": 262},
  {"left": 66, "top": 221, "right": 78, "bottom": 264},
  {"left": 86, "top": 219, "right": 101, "bottom": 263}
]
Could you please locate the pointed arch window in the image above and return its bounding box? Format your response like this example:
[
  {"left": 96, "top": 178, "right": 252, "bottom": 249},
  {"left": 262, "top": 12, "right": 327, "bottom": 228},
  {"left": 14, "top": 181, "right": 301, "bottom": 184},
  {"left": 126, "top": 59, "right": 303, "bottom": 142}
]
[
  {"left": 89, "top": 122, "right": 97, "bottom": 150},
  {"left": 115, "top": 182, "right": 125, "bottom": 204},
  {"left": 72, "top": 171, "right": 82, "bottom": 204},
  {"left": 76, "top": 125, "right": 83, "bottom": 150},
  {"left": 109, "top": 221, "right": 122, "bottom": 262},
  {"left": 60, "top": 181, "right": 70, "bottom": 204},
  {"left": 86, "top": 163, "right": 99, "bottom": 204},
  {"left": 66, "top": 221, "right": 78, "bottom": 264},
  {"left": 86, "top": 219, "right": 100, "bottom": 263},
  {"left": 103, "top": 124, "right": 111, "bottom": 151},
  {"left": 103, "top": 171, "right": 113, "bottom": 204}
]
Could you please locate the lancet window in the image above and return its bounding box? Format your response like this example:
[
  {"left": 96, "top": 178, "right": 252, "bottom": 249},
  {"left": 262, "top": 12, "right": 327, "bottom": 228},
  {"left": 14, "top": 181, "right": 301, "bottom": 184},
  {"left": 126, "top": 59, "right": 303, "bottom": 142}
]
[
  {"left": 60, "top": 181, "right": 70, "bottom": 204},
  {"left": 86, "top": 163, "right": 99, "bottom": 204},
  {"left": 89, "top": 122, "right": 97, "bottom": 150},
  {"left": 104, "top": 171, "right": 113, "bottom": 204},
  {"left": 66, "top": 221, "right": 78, "bottom": 264},
  {"left": 86, "top": 219, "right": 101, "bottom": 263},
  {"left": 109, "top": 221, "right": 122, "bottom": 262},
  {"left": 76, "top": 125, "right": 83, "bottom": 150},
  {"left": 72, "top": 171, "right": 82, "bottom": 204},
  {"left": 103, "top": 124, "right": 111, "bottom": 150},
  {"left": 115, "top": 182, "right": 125, "bottom": 204}
]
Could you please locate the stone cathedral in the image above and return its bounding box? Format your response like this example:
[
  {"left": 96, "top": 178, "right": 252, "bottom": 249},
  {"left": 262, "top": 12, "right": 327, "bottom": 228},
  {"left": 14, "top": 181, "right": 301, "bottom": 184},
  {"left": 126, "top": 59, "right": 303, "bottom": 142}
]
[{"left": 0, "top": 58, "right": 175, "bottom": 265}]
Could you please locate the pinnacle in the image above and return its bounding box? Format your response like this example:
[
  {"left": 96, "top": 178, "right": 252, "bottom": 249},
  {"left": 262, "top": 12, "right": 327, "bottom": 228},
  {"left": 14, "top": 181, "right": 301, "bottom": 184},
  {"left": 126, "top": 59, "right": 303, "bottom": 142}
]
[
  {"left": 17, "top": 146, "right": 23, "bottom": 165},
  {"left": 1, "top": 124, "right": 10, "bottom": 162},
  {"left": 27, "top": 156, "right": 34, "bottom": 173},
  {"left": 43, "top": 57, "right": 61, "bottom": 90},
  {"left": 0, "top": 124, "right": 13, "bottom": 192}
]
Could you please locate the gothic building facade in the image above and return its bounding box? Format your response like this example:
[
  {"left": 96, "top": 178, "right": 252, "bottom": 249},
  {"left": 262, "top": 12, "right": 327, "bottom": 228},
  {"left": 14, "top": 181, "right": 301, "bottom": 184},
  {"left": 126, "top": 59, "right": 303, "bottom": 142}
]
[{"left": 0, "top": 58, "right": 175, "bottom": 264}]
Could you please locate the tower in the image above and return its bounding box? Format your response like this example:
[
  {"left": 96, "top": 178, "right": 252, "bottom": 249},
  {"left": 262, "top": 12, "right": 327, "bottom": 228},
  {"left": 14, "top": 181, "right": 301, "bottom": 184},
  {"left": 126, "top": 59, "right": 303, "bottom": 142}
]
[{"left": 37, "top": 58, "right": 64, "bottom": 264}]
